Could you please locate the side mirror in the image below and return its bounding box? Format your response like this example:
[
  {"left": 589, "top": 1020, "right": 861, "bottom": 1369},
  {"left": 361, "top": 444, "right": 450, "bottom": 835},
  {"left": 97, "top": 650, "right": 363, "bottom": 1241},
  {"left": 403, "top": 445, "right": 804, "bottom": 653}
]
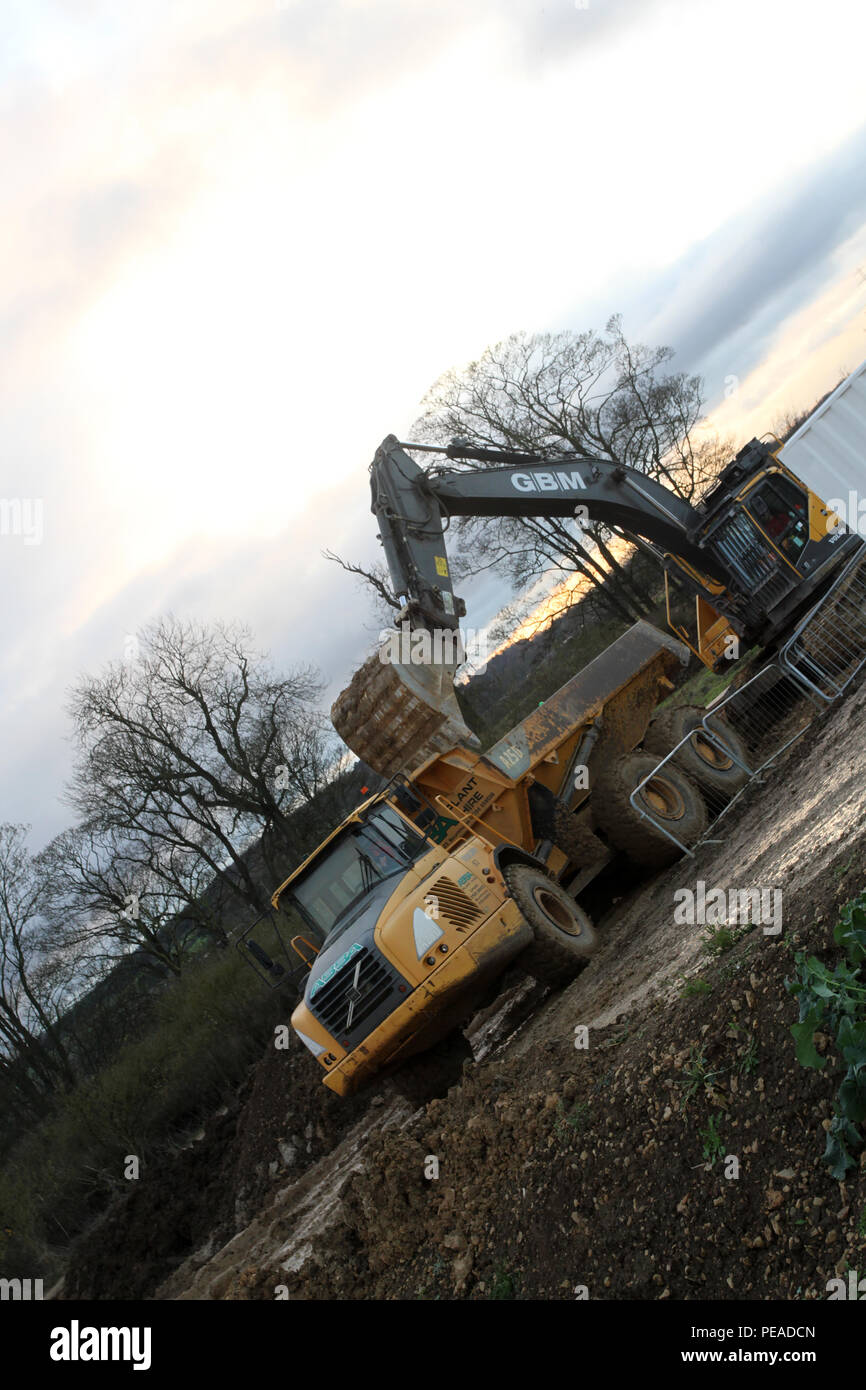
[{"left": 246, "top": 938, "right": 285, "bottom": 980}]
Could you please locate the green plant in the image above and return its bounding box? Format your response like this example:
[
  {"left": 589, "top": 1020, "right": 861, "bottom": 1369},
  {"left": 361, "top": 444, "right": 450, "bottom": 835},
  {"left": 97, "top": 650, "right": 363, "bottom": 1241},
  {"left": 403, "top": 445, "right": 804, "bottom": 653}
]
[
  {"left": 554, "top": 1099, "right": 589, "bottom": 1138},
  {"left": 718, "top": 938, "right": 759, "bottom": 984},
  {"left": 701, "top": 922, "right": 753, "bottom": 959},
  {"left": 737, "top": 1037, "right": 759, "bottom": 1077},
  {"left": 700, "top": 1114, "right": 725, "bottom": 1166},
  {"left": 785, "top": 891, "right": 866, "bottom": 1178},
  {"left": 680, "top": 977, "right": 713, "bottom": 999},
  {"left": 489, "top": 1265, "right": 517, "bottom": 1300},
  {"left": 680, "top": 1046, "right": 725, "bottom": 1110}
]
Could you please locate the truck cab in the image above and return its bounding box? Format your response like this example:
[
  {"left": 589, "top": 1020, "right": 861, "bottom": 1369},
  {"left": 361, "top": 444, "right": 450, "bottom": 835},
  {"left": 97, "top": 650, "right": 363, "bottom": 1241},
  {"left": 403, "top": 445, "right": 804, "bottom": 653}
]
[{"left": 274, "top": 788, "right": 530, "bottom": 1095}]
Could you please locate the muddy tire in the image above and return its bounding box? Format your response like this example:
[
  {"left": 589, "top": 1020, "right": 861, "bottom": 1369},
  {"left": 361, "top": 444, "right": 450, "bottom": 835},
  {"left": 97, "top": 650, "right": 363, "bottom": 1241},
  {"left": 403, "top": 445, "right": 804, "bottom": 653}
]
[
  {"left": 592, "top": 751, "right": 708, "bottom": 868},
  {"left": 388, "top": 1029, "right": 473, "bottom": 1105},
  {"left": 643, "top": 704, "right": 750, "bottom": 801},
  {"left": 551, "top": 802, "right": 608, "bottom": 867},
  {"left": 504, "top": 864, "right": 598, "bottom": 986}
]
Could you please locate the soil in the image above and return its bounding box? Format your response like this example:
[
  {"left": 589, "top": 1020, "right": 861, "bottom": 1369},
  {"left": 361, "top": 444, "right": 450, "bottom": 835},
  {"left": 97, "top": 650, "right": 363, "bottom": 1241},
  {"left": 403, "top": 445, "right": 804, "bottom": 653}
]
[{"left": 62, "top": 672, "right": 866, "bottom": 1300}]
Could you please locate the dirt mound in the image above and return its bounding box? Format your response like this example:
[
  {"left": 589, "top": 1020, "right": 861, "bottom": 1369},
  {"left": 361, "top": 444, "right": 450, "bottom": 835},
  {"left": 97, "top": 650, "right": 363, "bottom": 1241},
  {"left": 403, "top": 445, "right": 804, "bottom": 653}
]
[{"left": 245, "top": 856, "right": 866, "bottom": 1301}]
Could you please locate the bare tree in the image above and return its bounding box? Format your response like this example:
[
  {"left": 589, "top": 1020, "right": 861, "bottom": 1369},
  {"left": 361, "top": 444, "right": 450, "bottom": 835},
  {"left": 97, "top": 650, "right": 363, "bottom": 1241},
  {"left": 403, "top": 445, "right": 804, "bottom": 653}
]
[
  {"left": 322, "top": 550, "right": 402, "bottom": 630},
  {"left": 65, "top": 617, "right": 337, "bottom": 919},
  {"left": 409, "top": 317, "right": 729, "bottom": 622},
  {"left": 37, "top": 822, "right": 227, "bottom": 982},
  {"left": 328, "top": 318, "right": 732, "bottom": 631},
  {"left": 0, "top": 825, "right": 78, "bottom": 1121}
]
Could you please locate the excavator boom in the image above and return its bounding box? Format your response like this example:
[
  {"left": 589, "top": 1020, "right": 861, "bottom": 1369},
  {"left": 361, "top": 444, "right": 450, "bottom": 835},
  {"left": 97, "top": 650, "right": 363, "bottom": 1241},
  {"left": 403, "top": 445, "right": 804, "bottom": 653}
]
[
  {"left": 333, "top": 434, "right": 856, "bottom": 774},
  {"left": 369, "top": 434, "right": 728, "bottom": 633}
]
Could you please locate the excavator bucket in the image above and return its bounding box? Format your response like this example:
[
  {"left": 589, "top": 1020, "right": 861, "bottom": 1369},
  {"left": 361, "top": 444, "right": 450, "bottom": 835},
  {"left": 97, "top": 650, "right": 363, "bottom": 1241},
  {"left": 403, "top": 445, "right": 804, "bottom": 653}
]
[{"left": 330, "top": 644, "right": 481, "bottom": 777}]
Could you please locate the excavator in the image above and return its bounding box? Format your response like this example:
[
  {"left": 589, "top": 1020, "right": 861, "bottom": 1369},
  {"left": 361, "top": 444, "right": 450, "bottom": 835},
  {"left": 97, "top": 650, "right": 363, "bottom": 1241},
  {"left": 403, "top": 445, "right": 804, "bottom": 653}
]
[
  {"left": 244, "top": 432, "right": 861, "bottom": 1096},
  {"left": 331, "top": 433, "right": 855, "bottom": 775}
]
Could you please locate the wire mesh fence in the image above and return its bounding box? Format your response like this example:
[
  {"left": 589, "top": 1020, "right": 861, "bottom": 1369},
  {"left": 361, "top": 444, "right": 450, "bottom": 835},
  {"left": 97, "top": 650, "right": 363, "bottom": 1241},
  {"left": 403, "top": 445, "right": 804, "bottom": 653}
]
[
  {"left": 628, "top": 547, "right": 866, "bottom": 857},
  {"left": 626, "top": 722, "right": 753, "bottom": 859},
  {"left": 780, "top": 544, "right": 866, "bottom": 701},
  {"left": 701, "top": 664, "right": 822, "bottom": 778}
]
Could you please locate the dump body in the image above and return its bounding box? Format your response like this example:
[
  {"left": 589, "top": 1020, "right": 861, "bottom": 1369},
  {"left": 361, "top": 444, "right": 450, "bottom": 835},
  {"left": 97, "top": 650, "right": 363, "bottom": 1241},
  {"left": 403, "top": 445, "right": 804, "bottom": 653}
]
[{"left": 283, "top": 622, "right": 688, "bottom": 1093}]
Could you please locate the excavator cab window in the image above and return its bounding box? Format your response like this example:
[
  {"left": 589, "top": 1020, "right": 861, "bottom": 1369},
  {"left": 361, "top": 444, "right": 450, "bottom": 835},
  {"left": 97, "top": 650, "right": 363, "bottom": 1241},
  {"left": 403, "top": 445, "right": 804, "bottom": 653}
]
[{"left": 747, "top": 475, "right": 809, "bottom": 562}]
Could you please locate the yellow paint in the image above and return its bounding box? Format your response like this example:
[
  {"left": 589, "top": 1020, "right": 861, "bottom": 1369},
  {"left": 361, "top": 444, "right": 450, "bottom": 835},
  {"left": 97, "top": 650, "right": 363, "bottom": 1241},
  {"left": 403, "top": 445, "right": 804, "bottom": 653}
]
[{"left": 322, "top": 900, "right": 528, "bottom": 1095}]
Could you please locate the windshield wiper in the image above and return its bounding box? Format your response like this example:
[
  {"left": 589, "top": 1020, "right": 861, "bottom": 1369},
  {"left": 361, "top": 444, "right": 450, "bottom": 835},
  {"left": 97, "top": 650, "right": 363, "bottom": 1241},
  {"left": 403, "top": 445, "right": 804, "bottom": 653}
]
[
  {"left": 363, "top": 830, "right": 404, "bottom": 865},
  {"left": 357, "top": 851, "right": 377, "bottom": 893}
]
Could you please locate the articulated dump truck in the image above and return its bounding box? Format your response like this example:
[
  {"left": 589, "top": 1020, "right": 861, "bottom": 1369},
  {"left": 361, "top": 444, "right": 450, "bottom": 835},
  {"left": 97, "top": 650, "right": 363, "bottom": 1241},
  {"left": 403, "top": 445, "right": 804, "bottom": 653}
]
[
  {"left": 267, "top": 621, "right": 745, "bottom": 1096},
  {"left": 244, "top": 405, "right": 864, "bottom": 1094}
]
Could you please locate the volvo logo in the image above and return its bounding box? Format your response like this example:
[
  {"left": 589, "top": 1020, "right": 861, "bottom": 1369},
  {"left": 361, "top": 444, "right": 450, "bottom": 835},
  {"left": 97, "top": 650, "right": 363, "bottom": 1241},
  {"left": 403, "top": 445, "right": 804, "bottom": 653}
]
[{"left": 345, "top": 960, "right": 364, "bottom": 1029}]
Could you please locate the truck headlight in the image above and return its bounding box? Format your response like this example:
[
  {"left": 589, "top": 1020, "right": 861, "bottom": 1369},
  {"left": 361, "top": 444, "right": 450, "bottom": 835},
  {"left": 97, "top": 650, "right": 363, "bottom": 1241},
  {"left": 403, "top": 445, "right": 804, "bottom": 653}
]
[
  {"left": 413, "top": 906, "right": 444, "bottom": 958},
  {"left": 294, "top": 1028, "right": 326, "bottom": 1058}
]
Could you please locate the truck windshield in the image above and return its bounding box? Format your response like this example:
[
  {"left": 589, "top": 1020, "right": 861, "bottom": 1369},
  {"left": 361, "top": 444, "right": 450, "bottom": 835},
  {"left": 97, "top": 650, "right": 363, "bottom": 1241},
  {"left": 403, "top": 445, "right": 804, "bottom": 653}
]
[{"left": 289, "top": 805, "right": 427, "bottom": 942}]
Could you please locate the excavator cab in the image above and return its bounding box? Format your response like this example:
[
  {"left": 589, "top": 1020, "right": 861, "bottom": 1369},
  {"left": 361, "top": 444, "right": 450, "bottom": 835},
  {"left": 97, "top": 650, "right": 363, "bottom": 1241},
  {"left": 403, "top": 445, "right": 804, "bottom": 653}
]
[{"left": 747, "top": 476, "right": 808, "bottom": 555}]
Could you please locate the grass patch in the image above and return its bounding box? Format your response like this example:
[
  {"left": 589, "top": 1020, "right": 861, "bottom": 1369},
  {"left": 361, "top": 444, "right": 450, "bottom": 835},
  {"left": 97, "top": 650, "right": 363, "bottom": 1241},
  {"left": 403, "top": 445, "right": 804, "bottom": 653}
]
[
  {"left": 736, "top": 1036, "right": 759, "bottom": 1077},
  {"left": 679, "top": 1046, "right": 725, "bottom": 1110},
  {"left": 0, "top": 943, "right": 287, "bottom": 1282},
  {"left": 489, "top": 1264, "right": 519, "bottom": 1300},
  {"left": 679, "top": 976, "right": 713, "bottom": 999},
  {"left": 700, "top": 1115, "right": 726, "bottom": 1166},
  {"left": 655, "top": 658, "right": 745, "bottom": 714},
  {"left": 554, "top": 1099, "right": 590, "bottom": 1139}
]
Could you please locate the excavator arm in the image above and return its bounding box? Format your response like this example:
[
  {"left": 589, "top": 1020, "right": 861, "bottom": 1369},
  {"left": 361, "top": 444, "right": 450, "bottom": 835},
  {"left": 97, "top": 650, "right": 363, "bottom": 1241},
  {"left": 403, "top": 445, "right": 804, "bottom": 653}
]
[
  {"left": 332, "top": 433, "right": 854, "bottom": 774},
  {"left": 370, "top": 433, "right": 729, "bottom": 636}
]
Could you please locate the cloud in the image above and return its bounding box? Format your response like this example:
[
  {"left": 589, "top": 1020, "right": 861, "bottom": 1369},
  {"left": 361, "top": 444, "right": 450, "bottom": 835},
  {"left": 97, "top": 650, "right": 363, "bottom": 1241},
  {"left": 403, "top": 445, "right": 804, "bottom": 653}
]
[
  {"left": 632, "top": 121, "right": 866, "bottom": 391},
  {"left": 3, "top": 0, "right": 866, "bottom": 854}
]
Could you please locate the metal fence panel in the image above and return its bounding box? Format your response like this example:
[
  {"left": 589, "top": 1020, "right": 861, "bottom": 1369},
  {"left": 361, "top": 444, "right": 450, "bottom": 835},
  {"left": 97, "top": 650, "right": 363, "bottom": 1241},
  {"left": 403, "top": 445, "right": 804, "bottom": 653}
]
[
  {"left": 624, "top": 548, "right": 866, "bottom": 856},
  {"left": 780, "top": 546, "right": 866, "bottom": 701}
]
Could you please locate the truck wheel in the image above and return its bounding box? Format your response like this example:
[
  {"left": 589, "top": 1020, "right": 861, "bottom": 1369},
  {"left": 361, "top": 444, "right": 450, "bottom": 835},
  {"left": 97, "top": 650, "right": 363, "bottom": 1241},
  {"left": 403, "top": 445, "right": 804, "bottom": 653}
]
[
  {"left": 643, "top": 704, "right": 749, "bottom": 802},
  {"left": 592, "top": 751, "right": 707, "bottom": 868},
  {"left": 551, "top": 801, "right": 609, "bottom": 867},
  {"left": 504, "top": 864, "right": 598, "bottom": 986}
]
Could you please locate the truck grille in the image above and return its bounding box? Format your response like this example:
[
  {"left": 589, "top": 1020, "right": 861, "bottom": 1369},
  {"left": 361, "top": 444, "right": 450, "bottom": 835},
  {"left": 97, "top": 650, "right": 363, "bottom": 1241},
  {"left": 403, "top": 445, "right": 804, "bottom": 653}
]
[
  {"left": 429, "top": 877, "right": 483, "bottom": 929},
  {"left": 309, "top": 945, "right": 407, "bottom": 1048},
  {"left": 709, "top": 513, "right": 795, "bottom": 609}
]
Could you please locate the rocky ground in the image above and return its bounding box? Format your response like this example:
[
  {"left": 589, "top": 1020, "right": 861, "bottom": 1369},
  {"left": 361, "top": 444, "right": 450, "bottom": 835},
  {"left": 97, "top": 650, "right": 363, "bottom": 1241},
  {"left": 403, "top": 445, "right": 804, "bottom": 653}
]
[{"left": 64, "top": 671, "right": 866, "bottom": 1301}]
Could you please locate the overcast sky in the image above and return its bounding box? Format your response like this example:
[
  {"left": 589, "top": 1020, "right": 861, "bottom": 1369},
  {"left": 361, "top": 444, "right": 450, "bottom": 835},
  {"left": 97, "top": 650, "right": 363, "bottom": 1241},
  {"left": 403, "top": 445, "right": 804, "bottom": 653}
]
[{"left": 3, "top": 0, "right": 866, "bottom": 848}]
